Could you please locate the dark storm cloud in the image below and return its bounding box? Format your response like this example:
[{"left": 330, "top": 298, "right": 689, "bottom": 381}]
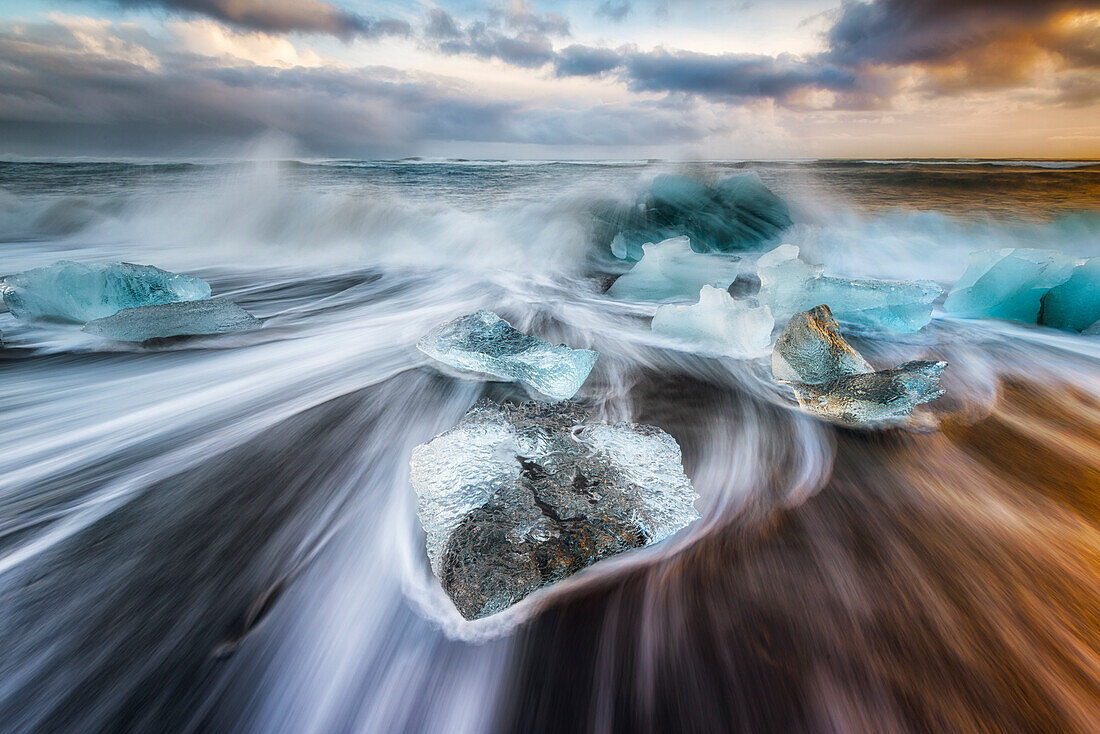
[
  {"left": 0, "top": 19, "right": 712, "bottom": 155},
  {"left": 554, "top": 45, "right": 623, "bottom": 77},
  {"left": 424, "top": 6, "right": 569, "bottom": 68},
  {"left": 111, "top": 0, "right": 410, "bottom": 40}
]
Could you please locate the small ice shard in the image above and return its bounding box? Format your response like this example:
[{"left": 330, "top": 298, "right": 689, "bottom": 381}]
[
  {"left": 1, "top": 261, "right": 211, "bottom": 323},
  {"left": 771, "top": 304, "right": 873, "bottom": 384},
  {"left": 597, "top": 173, "right": 792, "bottom": 261},
  {"left": 1039, "top": 257, "right": 1100, "bottom": 332},
  {"left": 789, "top": 361, "right": 948, "bottom": 427},
  {"left": 82, "top": 300, "right": 260, "bottom": 341},
  {"left": 417, "top": 310, "right": 598, "bottom": 401},
  {"left": 652, "top": 285, "right": 774, "bottom": 358},
  {"left": 772, "top": 305, "right": 947, "bottom": 427},
  {"left": 944, "top": 248, "right": 1079, "bottom": 323},
  {"left": 757, "top": 245, "right": 941, "bottom": 333},
  {"left": 409, "top": 400, "right": 699, "bottom": 620},
  {"left": 606, "top": 236, "right": 740, "bottom": 301}
]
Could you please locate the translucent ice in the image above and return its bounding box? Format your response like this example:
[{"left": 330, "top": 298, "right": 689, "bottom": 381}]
[
  {"left": 771, "top": 304, "right": 873, "bottom": 384},
  {"left": 789, "top": 361, "right": 948, "bottom": 428},
  {"left": 652, "top": 286, "right": 774, "bottom": 358},
  {"left": 606, "top": 236, "right": 740, "bottom": 301},
  {"left": 409, "top": 400, "right": 699, "bottom": 620},
  {"left": 944, "top": 248, "right": 1078, "bottom": 323},
  {"left": 757, "top": 245, "right": 941, "bottom": 333},
  {"left": 1, "top": 261, "right": 211, "bottom": 323},
  {"left": 1039, "top": 257, "right": 1100, "bottom": 332},
  {"left": 772, "top": 305, "right": 947, "bottom": 427},
  {"left": 599, "top": 173, "right": 792, "bottom": 261},
  {"left": 82, "top": 300, "right": 261, "bottom": 341},
  {"left": 417, "top": 310, "right": 598, "bottom": 401}
]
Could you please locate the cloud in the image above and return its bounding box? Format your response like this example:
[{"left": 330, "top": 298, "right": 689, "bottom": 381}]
[
  {"left": 554, "top": 45, "right": 623, "bottom": 77},
  {"left": 424, "top": 4, "right": 569, "bottom": 68},
  {"left": 110, "top": 0, "right": 411, "bottom": 40},
  {"left": 0, "top": 17, "right": 712, "bottom": 155},
  {"left": 596, "top": 1, "right": 632, "bottom": 22}
]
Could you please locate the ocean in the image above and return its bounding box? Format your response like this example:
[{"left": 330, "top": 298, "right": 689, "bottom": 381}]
[{"left": 0, "top": 158, "right": 1098, "bottom": 733}]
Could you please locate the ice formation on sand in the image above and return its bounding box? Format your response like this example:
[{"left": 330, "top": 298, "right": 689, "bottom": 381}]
[
  {"left": 652, "top": 286, "right": 774, "bottom": 358},
  {"left": 82, "top": 300, "right": 260, "bottom": 341},
  {"left": 1039, "top": 257, "right": 1100, "bottom": 332},
  {"left": 1, "top": 261, "right": 211, "bottom": 323},
  {"left": 597, "top": 173, "right": 792, "bottom": 261},
  {"left": 772, "top": 305, "right": 947, "bottom": 427},
  {"left": 417, "top": 310, "right": 598, "bottom": 401},
  {"left": 944, "top": 248, "right": 1078, "bottom": 323},
  {"left": 606, "top": 236, "right": 740, "bottom": 301},
  {"left": 409, "top": 400, "right": 700, "bottom": 620},
  {"left": 757, "top": 245, "right": 941, "bottom": 333},
  {"left": 771, "top": 305, "right": 873, "bottom": 384}
]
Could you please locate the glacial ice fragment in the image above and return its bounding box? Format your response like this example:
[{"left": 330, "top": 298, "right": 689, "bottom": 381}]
[
  {"left": 409, "top": 400, "right": 700, "bottom": 620},
  {"left": 789, "top": 361, "right": 948, "bottom": 427},
  {"left": 652, "top": 286, "right": 774, "bottom": 358},
  {"left": 771, "top": 304, "right": 873, "bottom": 384},
  {"left": 82, "top": 300, "right": 261, "bottom": 341},
  {"left": 1, "top": 261, "right": 211, "bottom": 323},
  {"left": 757, "top": 245, "right": 941, "bottom": 332},
  {"left": 1039, "top": 257, "right": 1100, "bottom": 332},
  {"left": 772, "top": 305, "right": 947, "bottom": 427},
  {"left": 607, "top": 236, "right": 740, "bottom": 301},
  {"left": 417, "top": 310, "right": 598, "bottom": 401},
  {"left": 598, "top": 173, "right": 792, "bottom": 261},
  {"left": 944, "top": 248, "right": 1078, "bottom": 323}
]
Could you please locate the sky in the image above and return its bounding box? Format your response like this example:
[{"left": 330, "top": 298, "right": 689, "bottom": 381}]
[{"left": 0, "top": 0, "right": 1097, "bottom": 159}]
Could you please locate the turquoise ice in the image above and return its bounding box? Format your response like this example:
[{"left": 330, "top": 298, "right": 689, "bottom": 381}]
[
  {"left": 757, "top": 245, "right": 941, "bottom": 333},
  {"left": 600, "top": 172, "right": 792, "bottom": 261},
  {"left": 651, "top": 285, "right": 774, "bottom": 358},
  {"left": 417, "top": 310, "right": 598, "bottom": 401},
  {"left": 1, "top": 261, "right": 211, "bottom": 323},
  {"left": 1039, "top": 257, "right": 1100, "bottom": 332},
  {"left": 606, "top": 236, "right": 740, "bottom": 301},
  {"left": 944, "top": 248, "right": 1078, "bottom": 323},
  {"left": 82, "top": 300, "right": 261, "bottom": 342}
]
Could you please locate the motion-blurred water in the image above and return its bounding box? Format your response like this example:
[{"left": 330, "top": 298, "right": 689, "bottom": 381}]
[{"left": 0, "top": 158, "right": 1098, "bottom": 733}]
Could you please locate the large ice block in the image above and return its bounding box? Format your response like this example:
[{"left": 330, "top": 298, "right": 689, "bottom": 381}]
[
  {"left": 417, "top": 310, "right": 598, "bottom": 401},
  {"left": 772, "top": 305, "right": 947, "bottom": 427},
  {"left": 1, "top": 260, "right": 211, "bottom": 323},
  {"left": 652, "top": 285, "right": 774, "bottom": 358},
  {"left": 757, "top": 245, "right": 941, "bottom": 333},
  {"left": 82, "top": 300, "right": 261, "bottom": 341},
  {"left": 771, "top": 304, "right": 873, "bottom": 384},
  {"left": 1039, "top": 257, "right": 1100, "bottom": 332},
  {"left": 789, "top": 360, "right": 948, "bottom": 427},
  {"left": 944, "top": 248, "right": 1078, "bottom": 323},
  {"left": 599, "top": 173, "right": 792, "bottom": 261},
  {"left": 409, "top": 400, "right": 700, "bottom": 620},
  {"left": 607, "top": 236, "right": 740, "bottom": 301}
]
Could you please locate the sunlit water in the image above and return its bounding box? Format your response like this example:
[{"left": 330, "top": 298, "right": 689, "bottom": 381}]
[{"left": 1, "top": 158, "right": 1098, "bottom": 732}]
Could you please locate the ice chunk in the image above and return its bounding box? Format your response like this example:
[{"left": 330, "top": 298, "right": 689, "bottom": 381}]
[
  {"left": 771, "top": 304, "right": 873, "bottom": 384},
  {"left": 757, "top": 245, "right": 941, "bottom": 332},
  {"left": 1, "top": 261, "right": 211, "bottom": 323},
  {"left": 1039, "top": 257, "right": 1100, "bottom": 332},
  {"left": 607, "top": 236, "right": 740, "bottom": 301},
  {"left": 417, "top": 310, "right": 598, "bottom": 401},
  {"left": 597, "top": 173, "right": 792, "bottom": 261},
  {"left": 652, "top": 286, "right": 774, "bottom": 358},
  {"left": 789, "top": 360, "right": 947, "bottom": 427},
  {"left": 944, "top": 248, "right": 1078, "bottom": 322},
  {"left": 772, "top": 305, "right": 947, "bottom": 427},
  {"left": 82, "top": 300, "right": 260, "bottom": 341},
  {"left": 409, "top": 400, "right": 699, "bottom": 620}
]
